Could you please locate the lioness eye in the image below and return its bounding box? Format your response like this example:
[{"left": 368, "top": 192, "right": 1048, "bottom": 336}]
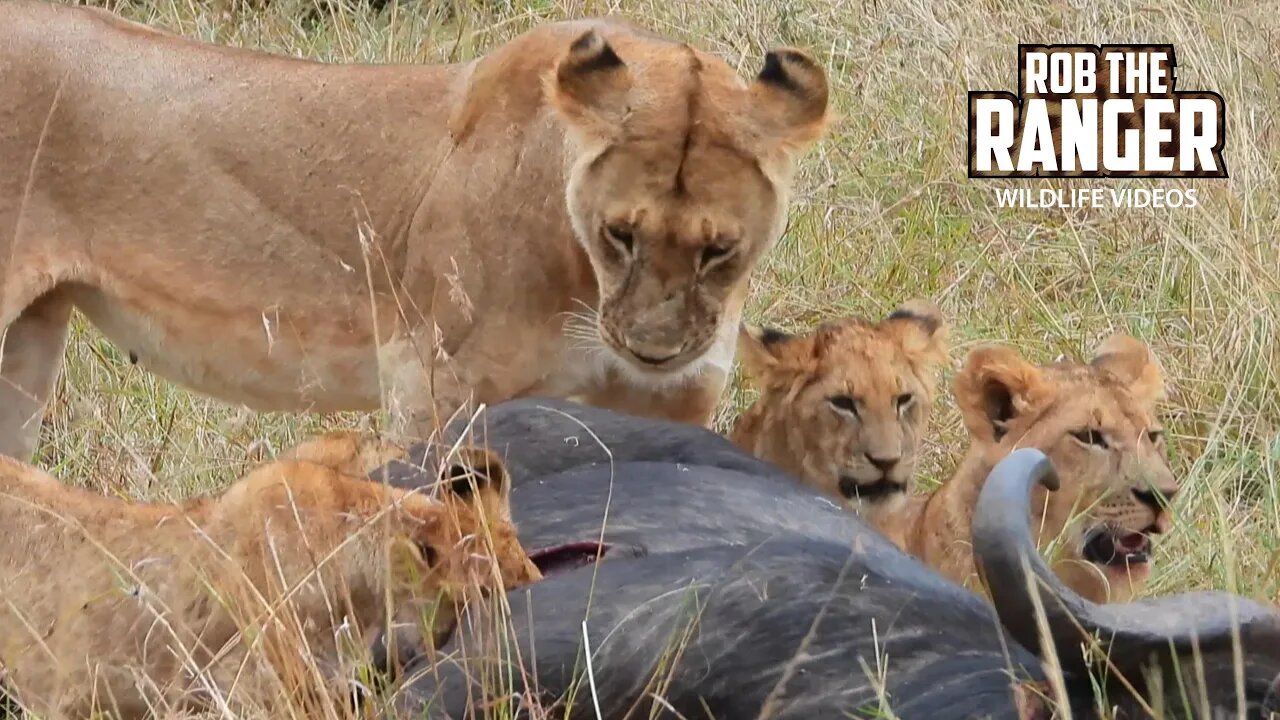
[
  {"left": 1147, "top": 429, "right": 1165, "bottom": 444},
  {"left": 699, "top": 244, "right": 732, "bottom": 270},
  {"left": 828, "top": 395, "right": 859, "bottom": 417},
  {"left": 1070, "top": 429, "right": 1109, "bottom": 449},
  {"left": 604, "top": 224, "right": 634, "bottom": 256},
  {"left": 896, "top": 393, "right": 915, "bottom": 413}
]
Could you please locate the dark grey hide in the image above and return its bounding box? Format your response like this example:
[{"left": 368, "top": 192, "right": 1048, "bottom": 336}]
[
  {"left": 368, "top": 399, "right": 1280, "bottom": 720},
  {"left": 373, "top": 396, "right": 792, "bottom": 488}
]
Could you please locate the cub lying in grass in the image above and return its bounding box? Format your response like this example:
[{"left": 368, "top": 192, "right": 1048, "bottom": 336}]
[{"left": 0, "top": 446, "right": 540, "bottom": 719}]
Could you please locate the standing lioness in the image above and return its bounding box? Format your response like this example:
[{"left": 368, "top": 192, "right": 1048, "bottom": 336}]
[{"left": 0, "top": 2, "right": 829, "bottom": 460}]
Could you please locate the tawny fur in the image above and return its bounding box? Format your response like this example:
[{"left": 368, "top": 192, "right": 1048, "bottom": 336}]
[
  {"left": 729, "top": 300, "right": 949, "bottom": 530},
  {"left": 277, "top": 429, "right": 409, "bottom": 478},
  {"left": 892, "top": 334, "right": 1179, "bottom": 603},
  {"left": 0, "top": 446, "right": 541, "bottom": 718},
  {"left": 0, "top": 2, "right": 830, "bottom": 461}
]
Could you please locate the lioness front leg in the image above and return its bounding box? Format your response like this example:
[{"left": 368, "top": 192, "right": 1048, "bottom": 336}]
[
  {"left": 376, "top": 335, "right": 479, "bottom": 443},
  {"left": 0, "top": 289, "right": 73, "bottom": 461}
]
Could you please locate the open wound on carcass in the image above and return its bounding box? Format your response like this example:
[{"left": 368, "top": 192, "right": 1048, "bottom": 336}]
[{"left": 528, "top": 541, "right": 621, "bottom": 576}]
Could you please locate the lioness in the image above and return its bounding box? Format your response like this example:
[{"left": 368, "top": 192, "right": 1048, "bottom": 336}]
[
  {"left": 0, "top": 2, "right": 830, "bottom": 461},
  {"left": 728, "top": 300, "right": 948, "bottom": 529},
  {"left": 893, "top": 334, "right": 1179, "bottom": 603},
  {"left": 0, "top": 446, "right": 541, "bottom": 718}
]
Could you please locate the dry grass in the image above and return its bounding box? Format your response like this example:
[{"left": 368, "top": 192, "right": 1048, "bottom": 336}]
[{"left": 21, "top": 0, "right": 1280, "bottom": 715}]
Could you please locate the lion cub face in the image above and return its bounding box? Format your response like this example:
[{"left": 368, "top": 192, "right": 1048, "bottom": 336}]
[
  {"left": 732, "top": 301, "right": 948, "bottom": 520},
  {"left": 956, "top": 335, "right": 1178, "bottom": 603},
  {"left": 546, "top": 30, "right": 829, "bottom": 376},
  {"left": 384, "top": 448, "right": 542, "bottom": 607}
]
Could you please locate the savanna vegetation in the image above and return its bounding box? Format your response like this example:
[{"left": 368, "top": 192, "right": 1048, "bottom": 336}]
[{"left": 28, "top": 0, "right": 1280, "bottom": 715}]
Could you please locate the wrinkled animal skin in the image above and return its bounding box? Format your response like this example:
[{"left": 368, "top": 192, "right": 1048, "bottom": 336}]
[{"left": 374, "top": 398, "right": 1280, "bottom": 720}]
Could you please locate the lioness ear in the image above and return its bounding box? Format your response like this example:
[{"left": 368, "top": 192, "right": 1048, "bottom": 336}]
[
  {"left": 546, "top": 30, "right": 632, "bottom": 143},
  {"left": 885, "top": 299, "right": 949, "bottom": 368},
  {"left": 955, "top": 345, "right": 1055, "bottom": 443},
  {"left": 439, "top": 447, "right": 511, "bottom": 514},
  {"left": 1089, "top": 334, "right": 1164, "bottom": 408},
  {"left": 748, "top": 48, "right": 830, "bottom": 153}
]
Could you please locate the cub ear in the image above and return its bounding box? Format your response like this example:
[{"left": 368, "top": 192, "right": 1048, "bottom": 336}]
[
  {"left": 1089, "top": 334, "right": 1164, "bottom": 408},
  {"left": 884, "top": 299, "right": 949, "bottom": 368},
  {"left": 546, "top": 30, "right": 632, "bottom": 143},
  {"left": 748, "top": 48, "right": 830, "bottom": 153},
  {"left": 438, "top": 446, "right": 511, "bottom": 510},
  {"left": 737, "top": 322, "right": 817, "bottom": 385},
  {"left": 955, "top": 344, "right": 1055, "bottom": 443}
]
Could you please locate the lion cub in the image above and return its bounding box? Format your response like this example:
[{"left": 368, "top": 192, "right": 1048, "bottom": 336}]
[
  {"left": 729, "top": 300, "right": 949, "bottom": 528},
  {"left": 895, "top": 334, "right": 1179, "bottom": 603},
  {"left": 0, "top": 447, "right": 541, "bottom": 719}
]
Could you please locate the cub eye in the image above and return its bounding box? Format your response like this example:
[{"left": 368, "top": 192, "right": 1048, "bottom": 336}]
[
  {"left": 699, "top": 244, "right": 733, "bottom": 270},
  {"left": 828, "top": 395, "right": 859, "bottom": 417},
  {"left": 1147, "top": 429, "right": 1165, "bottom": 444},
  {"left": 604, "top": 224, "right": 634, "bottom": 256},
  {"left": 418, "top": 543, "right": 439, "bottom": 567},
  {"left": 1070, "top": 428, "right": 1109, "bottom": 449},
  {"left": 895, "top": 393, "right": 915, "bottom": 413}
]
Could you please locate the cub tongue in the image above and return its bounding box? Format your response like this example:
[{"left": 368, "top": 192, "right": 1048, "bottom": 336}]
[{"left": 1113, "top": 531, "right": 1148, "bottom": 554}]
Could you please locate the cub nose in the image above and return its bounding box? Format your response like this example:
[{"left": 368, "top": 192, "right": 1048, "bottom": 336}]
[
  {"left": 1133, "top": 486, "right": 1177, "bottom": 512},
  {"left": 866, "top": 454, "right": 900, "bottom": 473}
]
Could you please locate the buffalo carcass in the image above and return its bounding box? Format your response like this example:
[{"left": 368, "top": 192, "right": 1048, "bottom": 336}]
[{"left": 372, "top": 398, "right": 1280, "bottom": 719}]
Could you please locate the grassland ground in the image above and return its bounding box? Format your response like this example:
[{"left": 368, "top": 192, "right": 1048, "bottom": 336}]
[{"left": 22, "top": 0, "right": 1280, "bottom": 715}]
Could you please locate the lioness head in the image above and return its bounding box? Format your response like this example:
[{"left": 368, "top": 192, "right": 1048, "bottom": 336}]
[
  {"left": 955, "top": 334, "right": 1178, "bottom": 603},
  {"left": 730, "top": 300, "right": 949, "bottom": 521},
  {"left": 547, "top": 28, "right": 829, "bottom": 376}
]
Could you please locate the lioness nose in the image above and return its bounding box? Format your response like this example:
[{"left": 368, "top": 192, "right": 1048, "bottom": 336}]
[{"left": 866, "top": 454, "right": 900, "bottom": 473}]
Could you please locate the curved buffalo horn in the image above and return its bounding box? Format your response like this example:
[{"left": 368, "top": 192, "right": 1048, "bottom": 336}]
[{"left": 973, "top": 448, "right": 1280, "bottom": 679}]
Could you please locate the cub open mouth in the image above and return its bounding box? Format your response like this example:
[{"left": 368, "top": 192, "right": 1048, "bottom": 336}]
[
  {"left": 528, "top": 541, "right": 614, "bottom": 577},
  {"left": 838, "top": 476, "right": 905, "bottom": 502},
  {"left": 1082, "top": 525, "right": 1160, "bottom": 567}
]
